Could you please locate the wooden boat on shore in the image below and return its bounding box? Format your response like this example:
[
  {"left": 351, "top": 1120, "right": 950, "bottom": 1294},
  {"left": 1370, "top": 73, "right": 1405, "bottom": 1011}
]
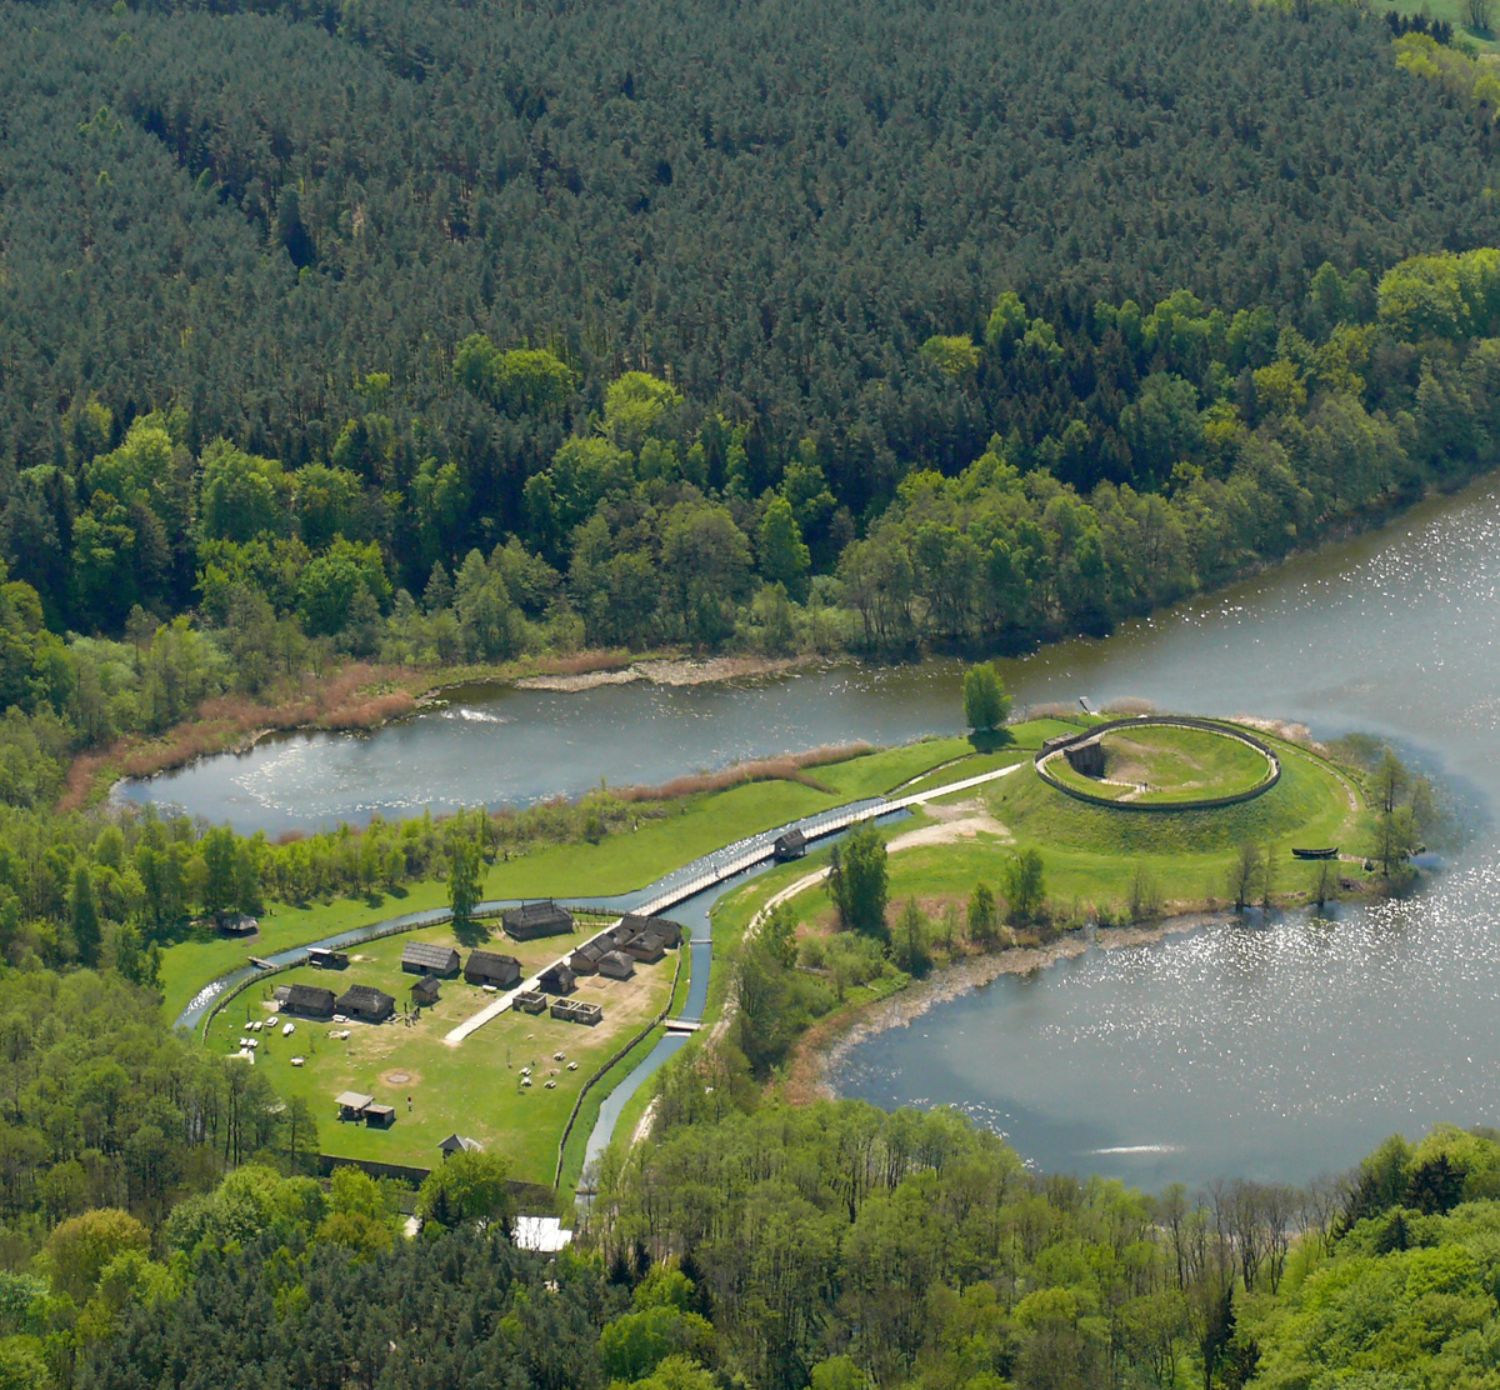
[{"left": 1291, "top": 846, "right": 1339, "bottom": 860}]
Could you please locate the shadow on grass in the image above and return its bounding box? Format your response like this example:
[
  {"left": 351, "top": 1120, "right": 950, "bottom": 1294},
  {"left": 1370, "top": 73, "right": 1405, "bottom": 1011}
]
[
  {"left": 452, "top": 915, "right": 494, "bottom": 948},
  {"left": 968, "top": 728, "right": 1017, "bottom": 755}
]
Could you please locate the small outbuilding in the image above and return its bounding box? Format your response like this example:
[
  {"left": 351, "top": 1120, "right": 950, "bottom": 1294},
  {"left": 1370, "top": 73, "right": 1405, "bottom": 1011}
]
[
  {"left": 335, "top": 1091, "right": 374, "bottom": 1121},
  {"left": 336, "top": 984, "right": 396, "bottom": 1023},
  {"left": 363, "top": 1103, "right": 396, "bottom": 1129},
  {"left": 217, "top": 912, "right": 260, "bottom": 936},
  {"left": 284, "top": 983, "right": 336, "bottom": 1020},
  {"left": 439, "top": 1134, "right": 482, "bottom": 1158},
  {"left": 623, "top": 933, "right": 667, "bottom": 965},
  {"left": 465, "top": 949, "right": 522, "bottom": 988},
  {"left": 514, "top": 989, "right": 548, "bottom": 1014},
  {"left": 307, "top": 947, "right": 349, "bottom": 970},
  {"left": 503, "top": 901, "right": 575, "bottom": 941},
  {"left": 539, "top": 962, "right": 576, "bottom": 995},
  {"left": 410, "top": 975, "right": 441, "bottom": 1007},
  {"left": 402, "top": 941, "right": 461, "bottom": 977},
  {"left": 599, "top": 950, "right": 635, "bottom": 980},
  {"left": 773, "top": 828, "right": 807, "bottom": 861},
  {"left": 569, "top": 940, "right": 608, "bottom": 975}
]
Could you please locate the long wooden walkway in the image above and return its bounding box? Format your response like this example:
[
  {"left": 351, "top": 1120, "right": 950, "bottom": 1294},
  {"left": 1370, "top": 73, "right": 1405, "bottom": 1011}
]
[{"left": 442, "top": 758, "right": 1023, "bottom": 1046}]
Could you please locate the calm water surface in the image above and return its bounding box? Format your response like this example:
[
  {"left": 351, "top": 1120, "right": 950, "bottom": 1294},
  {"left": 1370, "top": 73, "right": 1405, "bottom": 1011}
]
[{"left": 130, "top": 473, "right": 1500, "bottom": 1188}]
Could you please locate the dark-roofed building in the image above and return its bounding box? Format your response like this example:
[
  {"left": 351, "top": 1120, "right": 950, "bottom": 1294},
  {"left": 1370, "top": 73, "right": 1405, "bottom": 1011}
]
[
  {"left": 538, "top": 962, "right": 576, "bottom": 996},
  {"left": 411, "top": 975, "right": 440, "bottom": 1007},
  {"left": 307, "top": 947, "right": 348, "bottom": 970},
  {"left": 623, "top": 932, "right": 667, "bottom": 965},
  {"left": 402, "top": 941, "right": 460, "bottom": 977},
  {"left": 439, "top": 1134, "right": 482, "bottom": 1158},
  {"left": 503, "top": 901, "right": 574, "bottom": 941},
  {"left": 284, "top": 983, "right": 336, "bottom": 1019},
  {"left": 464, "top": 949, "right": 522, "bottom": 988},
  {"left": 336, "top": 984, "right": 395, "bottom": 1023},
  {"left": 773, "top": 828, "right": 807, "bottom": 861},
  {"left": 569, "top": 940, "right": 608, "bottom": 975},
  {"left": 599, "top": 950, "right": 635, "bottom": 980}
]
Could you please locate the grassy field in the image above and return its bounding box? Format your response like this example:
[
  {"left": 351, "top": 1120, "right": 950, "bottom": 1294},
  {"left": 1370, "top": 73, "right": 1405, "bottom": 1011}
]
[
  {"left": 1390, "top": 0, "right": 1499, "bottom": 50},
  {"left": 161, "top": 735, "right": 1010, "bottom": 1025},
  {"left": 207, "top": 916, "right": 679, "bottom": 1184},
  {"left": 1045, "top": 723, "right": 1273, "bottom": 805}
]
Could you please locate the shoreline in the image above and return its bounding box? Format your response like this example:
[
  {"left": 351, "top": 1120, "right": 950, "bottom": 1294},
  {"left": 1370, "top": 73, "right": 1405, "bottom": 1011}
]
[{"left": 782, "top": 910, "right": 1236, "bottom": 1104}]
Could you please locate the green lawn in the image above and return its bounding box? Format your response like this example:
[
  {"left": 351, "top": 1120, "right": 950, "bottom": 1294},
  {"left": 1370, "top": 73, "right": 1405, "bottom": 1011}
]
[
  {"left": 163, "top": 734, "right": 1054, "bottom": 1026},
  {"left": 1390, "top": 0, "right": 1499, "bottom": 50},
  {"left": 1044, "top": 723, "right": 1273, "bottom": 805},
  {"left": 207, "top": 917, "right": 679, "bottom": 1185}
]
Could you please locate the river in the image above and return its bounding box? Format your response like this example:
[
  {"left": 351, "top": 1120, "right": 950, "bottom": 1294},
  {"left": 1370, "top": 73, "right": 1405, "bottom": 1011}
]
[{"left": 137, "top": 473, "right": 1500, "bottom": 1189}]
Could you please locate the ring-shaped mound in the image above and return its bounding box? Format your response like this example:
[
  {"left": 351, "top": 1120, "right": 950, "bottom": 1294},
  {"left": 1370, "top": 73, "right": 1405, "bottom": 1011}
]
[{"left": 1035, "top": 718, "right": 1280, "bottom": 811}]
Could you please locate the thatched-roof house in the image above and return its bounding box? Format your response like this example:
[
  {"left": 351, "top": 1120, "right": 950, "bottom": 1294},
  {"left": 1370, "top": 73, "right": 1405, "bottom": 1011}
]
[
  {"left": 623, "top": 932, "right": 667, "bottom": 965},
  {"left": 538, "top": 962, "right": 576, "bottom": 996},
  {"left": 284, "top": 983, "right": 336, "bottom": 1019},
  {"left": 336, "top": 984, "right": 395, "bottom": 1023},
  {"left": 569, "top": 940, "right": 608, "bottom": 975},
  {"left": 773, "top": 828, "right": 807, "bottom": 861},
  {"left": 464, "top": 949, "right": 521, "bottom": 988},
  {"left": 402, "top": 941, "right": 460, "bottom": 977},
  {"left": 411, "top": 974, "right": 441, "bottom": 1007},
  {"left": 503, "top": 901, "right": 574, "bottom": 941},
  {"left": 599, "top": 950, "right": 635, "bottom": 980}
]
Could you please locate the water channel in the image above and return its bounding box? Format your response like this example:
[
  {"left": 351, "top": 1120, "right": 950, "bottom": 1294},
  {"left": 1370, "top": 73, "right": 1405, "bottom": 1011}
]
[{"left": 145, "top": 472, "right": 1500, "bottom": 1189}]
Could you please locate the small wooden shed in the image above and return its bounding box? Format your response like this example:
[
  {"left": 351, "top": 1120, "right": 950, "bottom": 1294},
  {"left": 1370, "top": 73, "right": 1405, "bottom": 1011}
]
[
  {"left": 364, "top": 1103, "right": 396, "bottom": 1129},
  {"left": 307, "top": 947, "right": 349, "bottom": 970},
  {"left": 335, "top": 1091, "right": 374, "bottom": 1121},
  {"left": 464, "top": 949, "right": 522, "bottom": 988},
  {"left": 599, "top": 950, "right": 635, "bottom": 980},
  {"left": 538, "top": 962, "right": 576, "bottom": 996},
  {"left": 773, "top": 828, "right": 807, "bottom": 861},
  {"left": 411, "top": 975, "right": 440, "bottom": 1007}
]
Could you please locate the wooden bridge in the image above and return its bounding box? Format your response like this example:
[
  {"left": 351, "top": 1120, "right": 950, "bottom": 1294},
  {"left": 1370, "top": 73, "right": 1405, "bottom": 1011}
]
[{"left": 443, "top": 759, "right": 1024, "bottom": 1047}]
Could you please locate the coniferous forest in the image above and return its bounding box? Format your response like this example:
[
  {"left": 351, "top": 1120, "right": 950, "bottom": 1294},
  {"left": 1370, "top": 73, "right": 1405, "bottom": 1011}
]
[{"left": 5, "top": 0, "right": 1500, "bottom": 1385}]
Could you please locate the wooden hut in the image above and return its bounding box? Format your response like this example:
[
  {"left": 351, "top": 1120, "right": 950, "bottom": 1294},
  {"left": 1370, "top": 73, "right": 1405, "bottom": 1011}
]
[
  {"left": 623, "top": 932, "right": 667, "bottom": 965},
  {"left": 464, "top": 949, "right": 522, "bottom": 988},
  {"left": 284, "top": 983, "right": 336, "bottom": 1020},
  {"left": 307, "top": 947, "right": 349, "bottom": 970},
  {"left": 336, "top": 984, "right": 395, "bottom": 1023},
  {"left": 538, "top": 962, "right": 576, "bottom": 996},
  {"left": 503, "top": 901, "right": 574, "bottom": 941},
  {"left": 773, "top": 828, "right": 807, "bottom": 861},
  {"left": 402, "top": 941, "right": 460, "bottom": 977},
  {"left": 335, "top": 1091, "right": 374, "bottom": 1122},
  {"left": 363, "top": 1103, "right": 396, "bottom": 1128},
  {"left": 617, "top": 914, "right": 684, "bottom": 948},
  {"left": 410, "top": 974, "right": 441, "bottom": 1007},
  {"left": 569, "top": 940, "right": 608, "bottom": 975},
  {"left": 599, "top": 950, "right": 635, "bottom": 980}
]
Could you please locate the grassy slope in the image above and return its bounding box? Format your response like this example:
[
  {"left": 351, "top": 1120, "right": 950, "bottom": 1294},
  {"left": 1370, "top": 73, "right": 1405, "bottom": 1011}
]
[{"left": 1045, "top": 723, "right": 1273, "bottom": 804}]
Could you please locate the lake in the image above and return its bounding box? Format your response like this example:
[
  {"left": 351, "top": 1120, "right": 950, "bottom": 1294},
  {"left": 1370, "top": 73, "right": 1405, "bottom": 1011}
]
[{"left": 130, "top": 473, "right": 1500, "bottom": 1188}]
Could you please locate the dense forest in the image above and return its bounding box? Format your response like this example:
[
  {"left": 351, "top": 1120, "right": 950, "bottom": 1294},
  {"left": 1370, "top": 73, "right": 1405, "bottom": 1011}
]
[{"left": 4, "top": 0, "right": 1500, "bottom": 1383}]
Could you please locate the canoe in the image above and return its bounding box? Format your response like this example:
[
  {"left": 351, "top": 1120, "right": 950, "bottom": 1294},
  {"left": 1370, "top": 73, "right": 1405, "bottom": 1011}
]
[{"left": 1291, "top": 846, "right": 1338, "bottom": 860}]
